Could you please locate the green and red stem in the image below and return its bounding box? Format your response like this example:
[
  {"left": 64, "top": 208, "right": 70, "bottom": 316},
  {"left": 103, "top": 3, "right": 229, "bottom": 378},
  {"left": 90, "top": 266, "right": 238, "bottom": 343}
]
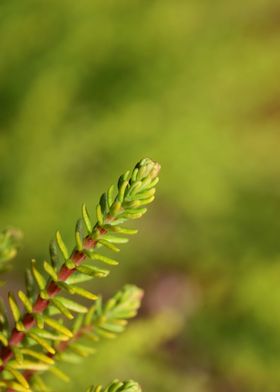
[{"left": 0, "top": 233, "right": 104, "bottom": 371}]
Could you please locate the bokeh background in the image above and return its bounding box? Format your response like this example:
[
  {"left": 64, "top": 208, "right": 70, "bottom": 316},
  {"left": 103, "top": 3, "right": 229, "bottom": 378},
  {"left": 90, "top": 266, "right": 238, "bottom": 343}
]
[{"left": 1, "top": 0, "right": 280, "bottom": 391}]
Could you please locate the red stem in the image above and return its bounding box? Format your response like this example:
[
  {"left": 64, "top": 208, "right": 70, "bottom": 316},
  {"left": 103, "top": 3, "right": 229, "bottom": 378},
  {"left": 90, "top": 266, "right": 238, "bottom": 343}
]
[{"left": 0, "top": 233, "right": 102, "bottom": 371}]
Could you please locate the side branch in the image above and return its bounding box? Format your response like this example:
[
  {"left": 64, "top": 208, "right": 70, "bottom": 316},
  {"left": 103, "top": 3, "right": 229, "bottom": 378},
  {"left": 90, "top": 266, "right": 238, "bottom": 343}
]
[{"left": 0, "top": 157, "right": 160, "bottom": 390}]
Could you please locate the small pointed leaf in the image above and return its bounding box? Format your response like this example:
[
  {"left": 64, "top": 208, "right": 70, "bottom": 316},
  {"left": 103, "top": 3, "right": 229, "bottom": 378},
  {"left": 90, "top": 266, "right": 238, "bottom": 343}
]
[
  {"left": 55, "top": 231, "right": 69, "bottom": 260},
  {"left": 6, "top": 365, "right": 29, "bottom": 389},
  {"left": 21, "top": 348, "right": 54, "bottom": 365},
  {"left": 44, "top": 316, "right": 73, "bottom": 338},
  {"left": 88, "top": 252, "right": 118, "bottom": 266},
  {"left": 28, "top": 332, "right": 55, "bottom": 355},
  {"left": 55, "top": 296, "right": 87, "bottom": 314},
  {"left": 75, "top": 219, "right": 84, "bottom": 251},
  {"left": 97, "top": 239, "right": 120, "bottom": 253},
  {"left": 18, "top": 290, "right": 32, "bottom": 313},
  {"left": 82, "top": 203, "right": 92, "bottom": 233},
  {"left": 8, "top": 292, "right": 21, "bottom": 323},
  {"left": 43, "top": 261, "right": 58, "bottom": 282},
  {"left": 76, "top": 264, "right": 109, "bottom": 278},
  {"left": 70, "top": 285, "right": 98, "bottom": 301},
  {"left": 96, "top": 204, "right": 104, "bottom": 225},
  {"left": 50, "top": 298, "right": 73, "bottom": 319},
  {"left": 31, "top": 260, "right": 46, "bottom": 290}
]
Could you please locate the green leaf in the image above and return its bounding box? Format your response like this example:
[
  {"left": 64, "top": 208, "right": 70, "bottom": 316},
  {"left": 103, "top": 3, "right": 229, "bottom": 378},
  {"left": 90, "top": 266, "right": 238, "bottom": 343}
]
[
  {"left": 76, "top": 264, "right": 109, "bottom": 278},
  {"left": 107, "top": 184, "right": 115, "bottom": 208},
  {"left": 18, "top": 290, "right": 33, "bottom": 313},
  {"left": 108, "top": 217, "right": 127, "bottom": 226},
  {"left": 15, "top": 321, "right": 25, "bottom": 332},
  {"left": 109, "top": 200, "right": 122, "bottom": 217},
  {"left": 57, "top": 281, "right": 75, "bottom": 294},
  {"left": 65, "top": 271, "right": 92, "bottom": 285},
  {"left": 65, "top": 258, "right": 76, "bottom": 269},
  {"left": 44, "top": 316, "right": 73, "bottom": 338},
  {"left": 145, "top": 176, "right": 159, "bottom": 190},
  {"left": 21, "top": 348, "right": 54, "bottom": 365},
  {"left": 6, "top": 365, "right": 29, "bottom": 389},
  {"left": 107, "top": 226, "right": 138, "bottom": 235},
  {"left": 31, "top": 259, "right": 46, "bottom": 290},
  {"left": 130, "top": 167, "right": 138, "bottom": 182},
  {"left": 128, "top": 181, "right": 142, "bottom": 197},
  {"left": 39, "top": 289, "right": 49, "bottom": 300},
  {"left": 31, "top": 328, "right": 67, "bottom": 341},
  {"left": 34, "top": 313, "right": 44, "bottom": 329},
  {"left": 137, "top": 196, "right": 155, "bottom": 206},
  {"left": 88, "top": 252, "right": 118, "bottom": 266},
  {"left": 70, "top": 285, "right": 98, "bottom": 301},
  {"left": 75, "top": 219, "right": 84, "bottom": 251},
  {"left": 120, "top": 211, "right": 146, "bottom": 220},
  {"left": 8, "top": 292, "right": 21, "bottom": 323},
  {"left": 11, "top": 360, "right": 49, "bottom": 371},
  {"left": 97, "top": 239, "right": 120, "bottom": 253},
  {"left": 28, "top": 332, "right": 56, "bottom": 355},
  {"left": 96, "top": 204, "right": 104, "bottom": 225},
  {"left": 55, "top": 231, "right": 69, "bottom": 260},
  {"left": 0, "top": 332, "right": 8, "bottom": 346},
  {"left": 117, "top": 180, "right": 129, "bottom": 203},
  {"left": 124, "top": 200, "right": 141, "bottom": 208},
  {"left": 25, "top": 268, "right": 36, "bottom": 300},
  {"left": 43, "top": 261, "right": 58, "bottom": 282},
  {"left": 121, "top": 207, "right": 147, "bottom": 216},
  {"left": 55, "top": 296, "right": 87, "bottom": 314},
  {"left": 134, "top": 187, "right": 156, "bottom": 200},
  {"left": 49, "top": 239, "right": 59, "bottom": 267},
  {"left": 102, "top": 235, "right": 129, "bottom": 244},
  {"left": 50, "top": 298, "right": 73, "bottom": 319},
  {"left": 82, "top": 203, "right": 92, "bottom": 234},
  {"left": 99, "top": 322, "right": 125, "bottom": 334},
  {"left": 85, "top": 303, "right": 98, "bottom": 326},
  {"left": 99, "top": 193, "right": 107, "bottom": 215},
  {"left": 0, "top": 299, "right": 8, "bottom": 326}
]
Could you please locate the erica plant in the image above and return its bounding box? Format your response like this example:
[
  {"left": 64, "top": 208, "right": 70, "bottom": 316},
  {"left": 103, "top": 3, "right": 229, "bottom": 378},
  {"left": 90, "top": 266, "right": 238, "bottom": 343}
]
[{"left": 0, "top": 158, "right": 160, "bottom": 391}]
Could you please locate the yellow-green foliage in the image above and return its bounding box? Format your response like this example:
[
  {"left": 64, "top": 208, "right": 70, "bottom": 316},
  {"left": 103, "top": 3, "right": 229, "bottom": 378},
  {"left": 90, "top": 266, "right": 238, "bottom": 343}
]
[
  {"left": 0, "top": 158, "right": 160, "bottom": 391},
  {"left": 87, "top": 380, "right": 141, "bottom": 392},
  {"left": 0, "top": 1, "right": 280, "bottom": 390}
]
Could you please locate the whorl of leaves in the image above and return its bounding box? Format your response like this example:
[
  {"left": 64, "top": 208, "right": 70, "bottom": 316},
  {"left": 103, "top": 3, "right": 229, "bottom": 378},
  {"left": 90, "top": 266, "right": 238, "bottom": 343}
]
[
  {"left": 0, "top": 158, "right": 160, "bottom": 391},
  {"left": 30, "top": 285, "right": 144, "bottom": 391}
]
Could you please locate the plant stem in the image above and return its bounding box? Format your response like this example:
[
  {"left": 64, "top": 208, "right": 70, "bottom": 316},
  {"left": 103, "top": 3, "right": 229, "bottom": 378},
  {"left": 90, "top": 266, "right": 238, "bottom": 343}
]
[{"left": 0, "top": 233, "right": 104, "bottom": 371}]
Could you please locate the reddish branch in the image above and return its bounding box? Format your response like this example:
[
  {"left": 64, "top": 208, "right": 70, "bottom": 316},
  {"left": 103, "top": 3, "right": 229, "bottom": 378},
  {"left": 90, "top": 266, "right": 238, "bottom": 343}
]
[{"left": 0, "top": 231, "right": 106, "bottom": 372}]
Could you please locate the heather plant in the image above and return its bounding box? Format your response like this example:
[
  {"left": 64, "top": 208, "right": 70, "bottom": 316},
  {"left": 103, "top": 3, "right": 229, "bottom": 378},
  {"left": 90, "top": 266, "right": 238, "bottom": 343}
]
[{"left": 0, "top": 158, "right": 160, "bottom": 391}]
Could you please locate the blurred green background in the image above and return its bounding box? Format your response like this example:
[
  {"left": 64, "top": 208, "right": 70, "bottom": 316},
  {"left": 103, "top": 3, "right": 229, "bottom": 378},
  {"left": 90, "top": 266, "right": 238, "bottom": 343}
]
[{"left": 1, "top": 0, "right": 280, "bottom": 391}]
